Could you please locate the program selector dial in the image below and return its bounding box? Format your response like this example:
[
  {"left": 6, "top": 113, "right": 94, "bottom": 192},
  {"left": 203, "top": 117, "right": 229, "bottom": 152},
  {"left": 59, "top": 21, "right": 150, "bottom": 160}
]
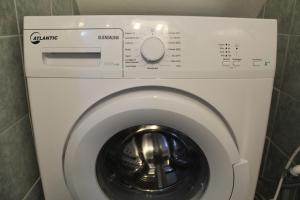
[{"left": 140, "top": 37, "right": 165, "bottom": 63}]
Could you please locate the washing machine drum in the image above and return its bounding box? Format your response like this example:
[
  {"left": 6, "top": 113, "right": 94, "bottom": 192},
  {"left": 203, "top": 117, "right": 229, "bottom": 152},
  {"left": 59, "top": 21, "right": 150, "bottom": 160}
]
[
  {"left": 63, "top": 88, "right": 249, "bottom": 200},
  {"left": 97, "top": 125, "right": 209, "bottom": 200}
]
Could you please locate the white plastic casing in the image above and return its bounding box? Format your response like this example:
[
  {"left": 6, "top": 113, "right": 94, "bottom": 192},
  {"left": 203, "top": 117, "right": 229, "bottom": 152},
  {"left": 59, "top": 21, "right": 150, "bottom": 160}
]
[{"left": 23, "top": 16, "right": 277, "bottom": 200}]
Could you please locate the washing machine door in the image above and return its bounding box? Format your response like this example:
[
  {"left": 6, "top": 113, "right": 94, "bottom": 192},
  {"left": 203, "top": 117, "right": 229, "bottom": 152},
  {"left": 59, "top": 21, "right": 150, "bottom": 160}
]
[{"left": 63, "top": 88, "right": 249, "bottom": 200}]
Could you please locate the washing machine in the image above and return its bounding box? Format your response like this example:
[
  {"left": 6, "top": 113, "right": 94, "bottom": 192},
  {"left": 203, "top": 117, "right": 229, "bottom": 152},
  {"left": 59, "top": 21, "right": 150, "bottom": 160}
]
[{"left": 24, "top": 16, "right": 277, "bottom": 200}]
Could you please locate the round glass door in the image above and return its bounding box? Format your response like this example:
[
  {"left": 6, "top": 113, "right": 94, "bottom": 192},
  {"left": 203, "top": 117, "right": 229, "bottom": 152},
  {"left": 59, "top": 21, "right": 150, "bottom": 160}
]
[{"left": 96, "top": 125, "right": 210, "bottom": 200}]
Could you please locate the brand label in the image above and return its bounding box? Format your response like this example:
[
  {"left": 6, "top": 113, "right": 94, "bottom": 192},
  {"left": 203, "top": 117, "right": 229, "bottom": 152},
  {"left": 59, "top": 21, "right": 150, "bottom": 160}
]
[
  {"left": 98, "top": 35, "right": 120, "bottom": 40},
  {"left": 30, "top": 32, "right": 58, "bottom": 44}
]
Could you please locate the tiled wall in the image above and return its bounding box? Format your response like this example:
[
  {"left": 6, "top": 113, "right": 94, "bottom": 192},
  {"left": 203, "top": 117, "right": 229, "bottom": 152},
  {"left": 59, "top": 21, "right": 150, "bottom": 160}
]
[
  {"left": 0, "top": 0, "right": 76, "bottom": 199},
  {"left": 256, "top": 0, "right": 300, "bottom": 199},
  {"left": 2, "top": 0, "right": 300, "bottom": 199}
]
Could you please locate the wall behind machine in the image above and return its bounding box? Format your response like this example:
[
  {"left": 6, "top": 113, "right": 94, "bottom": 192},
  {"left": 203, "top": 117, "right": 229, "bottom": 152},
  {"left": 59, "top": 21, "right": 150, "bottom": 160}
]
[
  {"left": 256, "top": 0, "right": 300, "bottom": 199},
  {"left": 0, "top": 0, "right": 77, "bottom": 199}
]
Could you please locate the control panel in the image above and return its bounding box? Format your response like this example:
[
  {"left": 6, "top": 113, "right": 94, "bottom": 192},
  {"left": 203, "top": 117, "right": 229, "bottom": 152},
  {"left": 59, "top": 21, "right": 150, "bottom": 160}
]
[
  {"left": 218, "top": 42, "right": 272, "bottom": 69},
  {"left": 24, "top": 16, "right": 277, "bottom": 79},
  {"left": 124, "top": 25, "right": 181, "bottom": 70}
]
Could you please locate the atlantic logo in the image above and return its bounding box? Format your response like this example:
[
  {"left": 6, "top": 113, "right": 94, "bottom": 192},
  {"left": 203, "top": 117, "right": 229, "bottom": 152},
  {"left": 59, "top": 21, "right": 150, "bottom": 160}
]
[
  {"left": 30, "top": 32, "right": 58, "bottom": 44},
  {"left": 98, "top": 35, "right": 119, "bottom": 40}
]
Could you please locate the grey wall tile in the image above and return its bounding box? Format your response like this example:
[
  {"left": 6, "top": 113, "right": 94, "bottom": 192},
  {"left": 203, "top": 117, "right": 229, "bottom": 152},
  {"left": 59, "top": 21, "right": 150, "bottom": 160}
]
[
  {"left": 24, "top": 179, "right": 44, "bottom": 200},
  {"left": 294, "top": 188, "right": 300, "bottom": 200},
  {"left": 271, "top": 93, "right": 300, "bottom": 157},
  {"left": 15, "top": 0, "right": 51, "bottom": 32},
  {"left": 291, "top": 0, "right": 300, "bottom": 34},
  {"left": 0, "top": 116, "right": 39, "bottom": 200},
  {"left": 262, "top": 142, "right": 289, "bottom": 199},
  {"left": 52, "top": 0, "right": 72, "bottom": 15},
  {"left": 264, "top": 0, "right": 295, "bottom": 34},
  {"left": 274, "top": 35, "right": 289, "bottom": 89},
  {"left": 0, "top": 0, "right": 76, "bottom": 200},
  {"left": 281, "top": 36, "right": 300, "bottom": 99},
  {"left": 257, "top": 5, "right": 265, "bottom": 18},
  {"left": 277, "top": 188, "right": 298, "bottom": 200},
  {"left": 0, "top": 37, "right": 27, "bottom": 133},
  {"left": 0, "top": 0, "right": 18, "bottom": 36}
]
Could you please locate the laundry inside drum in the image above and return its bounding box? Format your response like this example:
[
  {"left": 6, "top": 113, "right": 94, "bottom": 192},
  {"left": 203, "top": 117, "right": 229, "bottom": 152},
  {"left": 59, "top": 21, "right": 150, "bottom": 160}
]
[{"left": 96, "top": 125, "right": 210, "bottom": 200}]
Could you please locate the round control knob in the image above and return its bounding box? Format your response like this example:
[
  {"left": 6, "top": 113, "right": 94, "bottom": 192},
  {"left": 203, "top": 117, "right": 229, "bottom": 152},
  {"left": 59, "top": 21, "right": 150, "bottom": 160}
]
[{"left": 141, "top": 37, "right": 165, "bottom": 63}]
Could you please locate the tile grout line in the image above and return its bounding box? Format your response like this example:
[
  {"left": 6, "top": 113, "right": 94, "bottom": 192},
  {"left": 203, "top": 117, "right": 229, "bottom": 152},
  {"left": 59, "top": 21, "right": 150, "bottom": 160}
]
[
  {"left": 0, "top": 113, "right": 29, "bottom": 137},
  {"left": 278, "top": 33, "right": 290, "bottom": 36},
  {"left": 18, "top": 36, "right": 24, "bottom": 65},
  {"left": 71, "top": 0, "right": 74, "bottom": 15},
  {"left": 13, "top": 0, "right": 21, "bottom": 35},
  {"left": 13, "top": 0, "right": 24, "bottom": 65},
  {"left": 268, "top": 137, "right": 291, "bottom": 159},
  {"left": 50, "top": 0, "right": 53, "bottom": 16},
  {"left": 21, "top": 177, "right": 41, "bottom": 200},
  {"left": 273, "top": 87, "right": 280, "bottom": 92},
  {"left": 272, "top": 88, "right": 281, "bottom": 129},
  {"left": 13, "top": 0, "right": 33, "bottom": 150},
  {"left": 266, "top": 88, "right": 281, "bottom": 140},
  {"left": 280, "top": 89, "right": 300, "bottom": 102},
  {"left": 279, "top": 33, "right": 300, "bottom": 37},
  {"left": 0, "top": 35, "right": 20, "bottom": 38}
]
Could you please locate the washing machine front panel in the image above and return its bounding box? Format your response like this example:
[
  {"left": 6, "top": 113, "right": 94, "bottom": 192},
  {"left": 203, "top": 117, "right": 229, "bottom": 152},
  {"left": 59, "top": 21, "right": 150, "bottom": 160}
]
[
  {"left": 23, "top": 16, "right": 276, "bottom": 200},
  {"left": 63, "top": 88, "right": 246, "bottom": 200}
]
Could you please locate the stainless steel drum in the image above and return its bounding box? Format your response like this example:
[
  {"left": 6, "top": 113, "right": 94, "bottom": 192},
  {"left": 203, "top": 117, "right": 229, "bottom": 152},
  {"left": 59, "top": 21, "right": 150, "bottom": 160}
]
[{"left": 96, "top": 125, "right": 210, "bottom": 200}]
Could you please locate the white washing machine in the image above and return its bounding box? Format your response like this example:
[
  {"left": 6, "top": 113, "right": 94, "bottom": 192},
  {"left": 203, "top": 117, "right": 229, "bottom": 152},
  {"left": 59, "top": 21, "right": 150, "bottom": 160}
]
[{"left": 24, "top": 16, "right": 277, "bottom": 200}]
